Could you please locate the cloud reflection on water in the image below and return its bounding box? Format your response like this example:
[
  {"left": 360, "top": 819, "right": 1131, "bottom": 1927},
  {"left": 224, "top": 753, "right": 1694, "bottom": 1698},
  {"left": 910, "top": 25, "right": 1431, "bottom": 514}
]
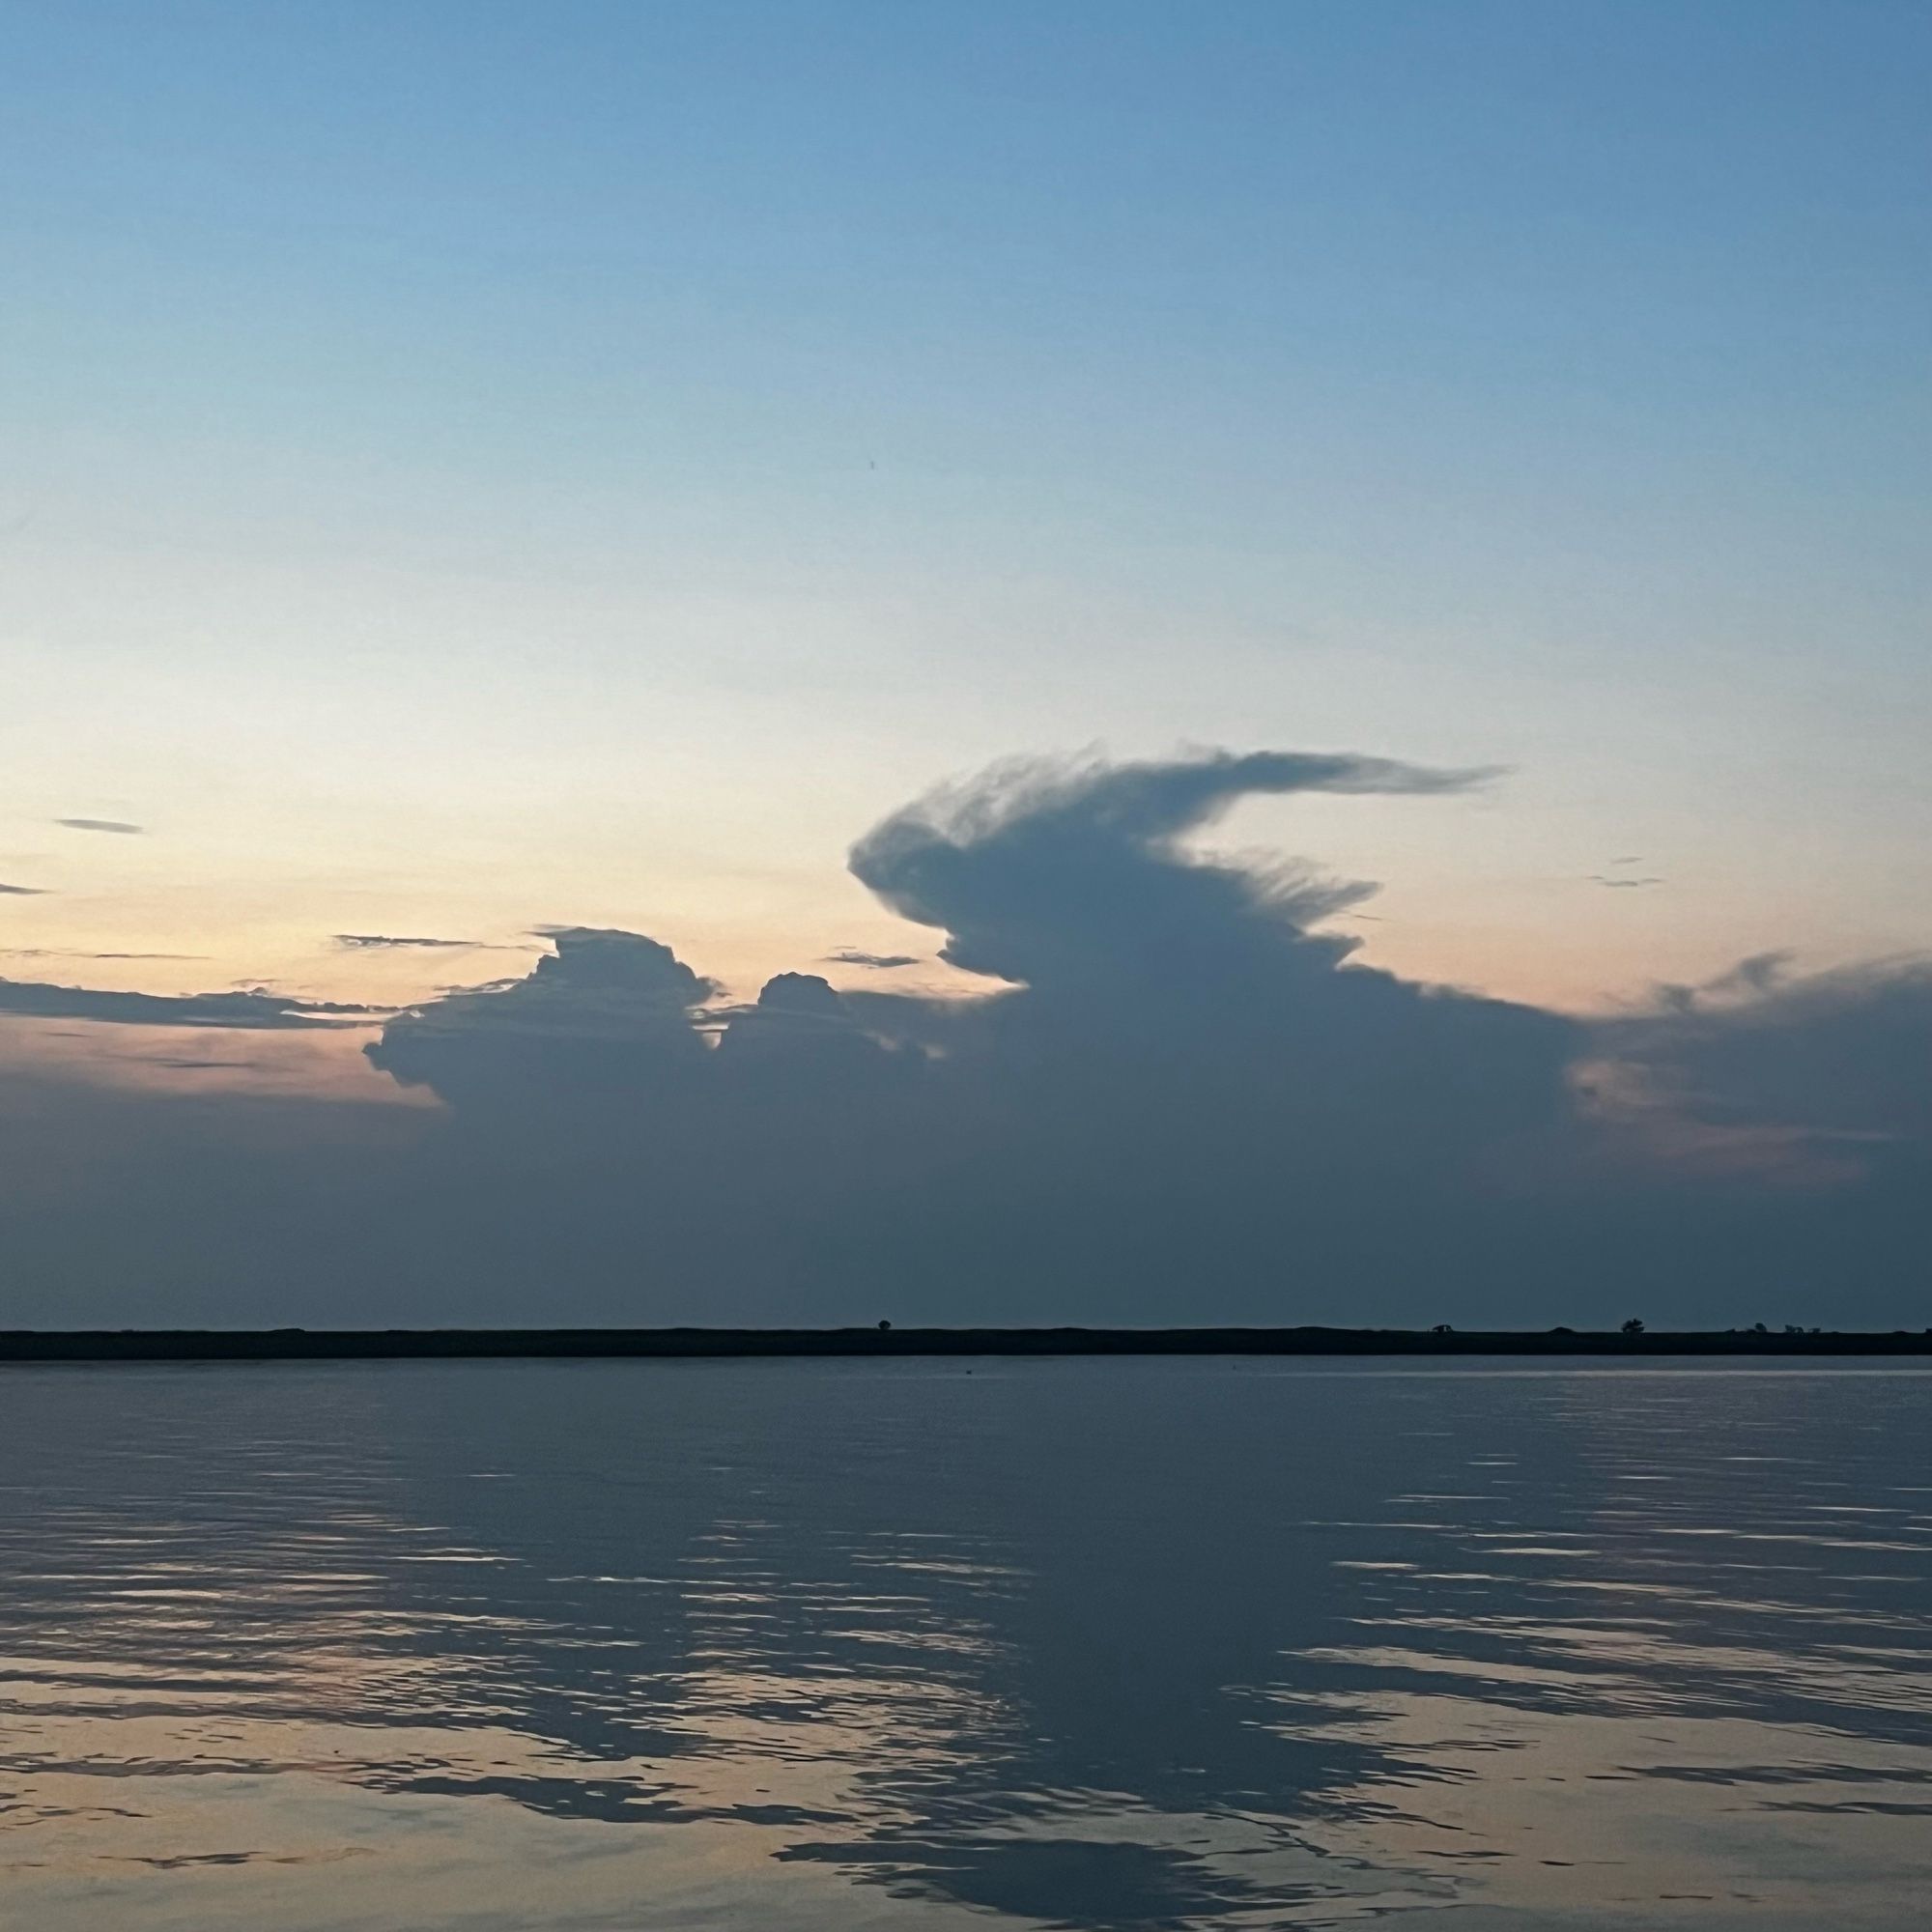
[{"left": 0, "top": 1361, "right": 1928, "bottom": 1929}]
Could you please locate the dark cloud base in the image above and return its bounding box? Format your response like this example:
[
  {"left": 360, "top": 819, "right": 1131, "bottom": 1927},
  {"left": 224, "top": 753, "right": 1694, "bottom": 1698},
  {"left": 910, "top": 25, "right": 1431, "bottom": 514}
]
[{"left": 4, "top": 748, "right": 1928, "bottom": 1329}]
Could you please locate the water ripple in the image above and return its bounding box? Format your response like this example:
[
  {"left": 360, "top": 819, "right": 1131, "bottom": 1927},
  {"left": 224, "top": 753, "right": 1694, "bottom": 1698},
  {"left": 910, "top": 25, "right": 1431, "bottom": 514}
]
[{"left": 0, "top": 1359, "right": 1927, "bottom": 1927}]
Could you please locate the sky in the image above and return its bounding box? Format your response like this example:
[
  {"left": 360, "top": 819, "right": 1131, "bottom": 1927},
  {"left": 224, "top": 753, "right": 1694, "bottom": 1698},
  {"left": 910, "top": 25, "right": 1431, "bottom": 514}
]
[{"left": 2, "top": 2, "right": 1928, "bottom": 1328}]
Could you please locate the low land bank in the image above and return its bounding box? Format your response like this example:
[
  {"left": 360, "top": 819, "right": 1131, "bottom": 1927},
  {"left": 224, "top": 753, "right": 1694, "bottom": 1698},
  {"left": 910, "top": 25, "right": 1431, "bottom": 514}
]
[{"left": 2, "top": 1326, "right": 1928, "bottom": 1361}]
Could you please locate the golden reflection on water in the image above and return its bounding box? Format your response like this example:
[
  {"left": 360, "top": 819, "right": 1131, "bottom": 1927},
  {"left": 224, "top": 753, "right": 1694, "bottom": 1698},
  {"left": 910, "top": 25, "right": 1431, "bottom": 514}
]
[{"left": 0, "top": 1361, "right": 1929, "bottom": 1928}]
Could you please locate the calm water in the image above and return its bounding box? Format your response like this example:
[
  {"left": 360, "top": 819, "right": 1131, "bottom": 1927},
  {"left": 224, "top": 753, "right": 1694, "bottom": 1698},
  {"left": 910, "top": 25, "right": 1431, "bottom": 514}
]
[{"left": 1, "top": 1360, "right": 1929, "bottom": 1929}]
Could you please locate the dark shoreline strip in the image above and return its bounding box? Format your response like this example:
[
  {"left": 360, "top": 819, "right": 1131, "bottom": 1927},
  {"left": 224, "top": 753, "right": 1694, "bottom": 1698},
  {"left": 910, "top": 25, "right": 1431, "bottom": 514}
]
[{"left": 1, "top": 1327, "right": 1930, "bottom": 1363}]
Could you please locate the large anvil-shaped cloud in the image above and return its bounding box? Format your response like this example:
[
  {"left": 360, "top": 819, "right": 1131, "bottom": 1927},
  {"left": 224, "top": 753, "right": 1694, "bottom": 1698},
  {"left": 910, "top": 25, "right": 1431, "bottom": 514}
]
[
  {"left": 346, "top": 748, "right": 1585, "bottom": 1319},
  {"left": 849, "top": 749, "right": 1496, "bottom": 984}
]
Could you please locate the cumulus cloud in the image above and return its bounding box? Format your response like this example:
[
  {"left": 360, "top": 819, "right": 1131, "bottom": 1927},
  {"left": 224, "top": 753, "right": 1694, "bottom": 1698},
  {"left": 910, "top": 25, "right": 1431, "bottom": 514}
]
[
  {"left": 370, "top": 927, "right": 720, "bottom": 1114},
  {"left": 1592, "top": 953, "right": 1932, "bottom": 1162},
  {"left": 1554, "top": 952, "right": 1932, "bottom": 1311},
  {"left": 355, "top": 750, "right": 1586, "bottom": 1321},
  {"left": 3, "top": 746, "right": 1926, "bottom": 1329},
  {"left": 55, "top": 817, "right": 143, "bottom": 835}
]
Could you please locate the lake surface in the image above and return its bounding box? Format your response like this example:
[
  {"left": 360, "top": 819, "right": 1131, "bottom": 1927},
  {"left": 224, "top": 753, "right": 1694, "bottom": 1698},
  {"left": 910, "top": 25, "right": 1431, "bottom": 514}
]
[{"left": 2, "top": 1360, "right": 1928, "bottom": 1929}]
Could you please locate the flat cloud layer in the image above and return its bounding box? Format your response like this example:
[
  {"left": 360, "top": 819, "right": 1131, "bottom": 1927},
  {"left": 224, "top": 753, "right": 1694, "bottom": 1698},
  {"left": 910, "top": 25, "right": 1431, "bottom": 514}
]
[
  {"left": 0, "top": 979, "right": 378, "bottom": 1029},
  {"left": 823, "top": 950, "right": 922, "bottom": 970},
  {"left": 333, "top": 933, "right": 494, "bottom": 951},
  {"left": 2, "top": 748, "right": 1927, "bottom": 1328}
]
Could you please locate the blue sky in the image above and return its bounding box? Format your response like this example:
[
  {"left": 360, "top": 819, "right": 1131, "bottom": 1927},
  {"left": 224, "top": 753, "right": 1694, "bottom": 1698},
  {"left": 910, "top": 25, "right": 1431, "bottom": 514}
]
[
  {"left": 2, "top": 1, "right": 1928, "bottom": 1004},
  {"left": 3, "top": 3, "right": 1931, "bottom": 1325}
]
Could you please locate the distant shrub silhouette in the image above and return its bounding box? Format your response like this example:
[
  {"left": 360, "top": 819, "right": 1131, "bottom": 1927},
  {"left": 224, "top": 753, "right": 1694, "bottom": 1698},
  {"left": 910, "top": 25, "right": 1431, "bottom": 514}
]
[{"left": 1620, "top": 1318, "right": 1645, "bottom": 1336}]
